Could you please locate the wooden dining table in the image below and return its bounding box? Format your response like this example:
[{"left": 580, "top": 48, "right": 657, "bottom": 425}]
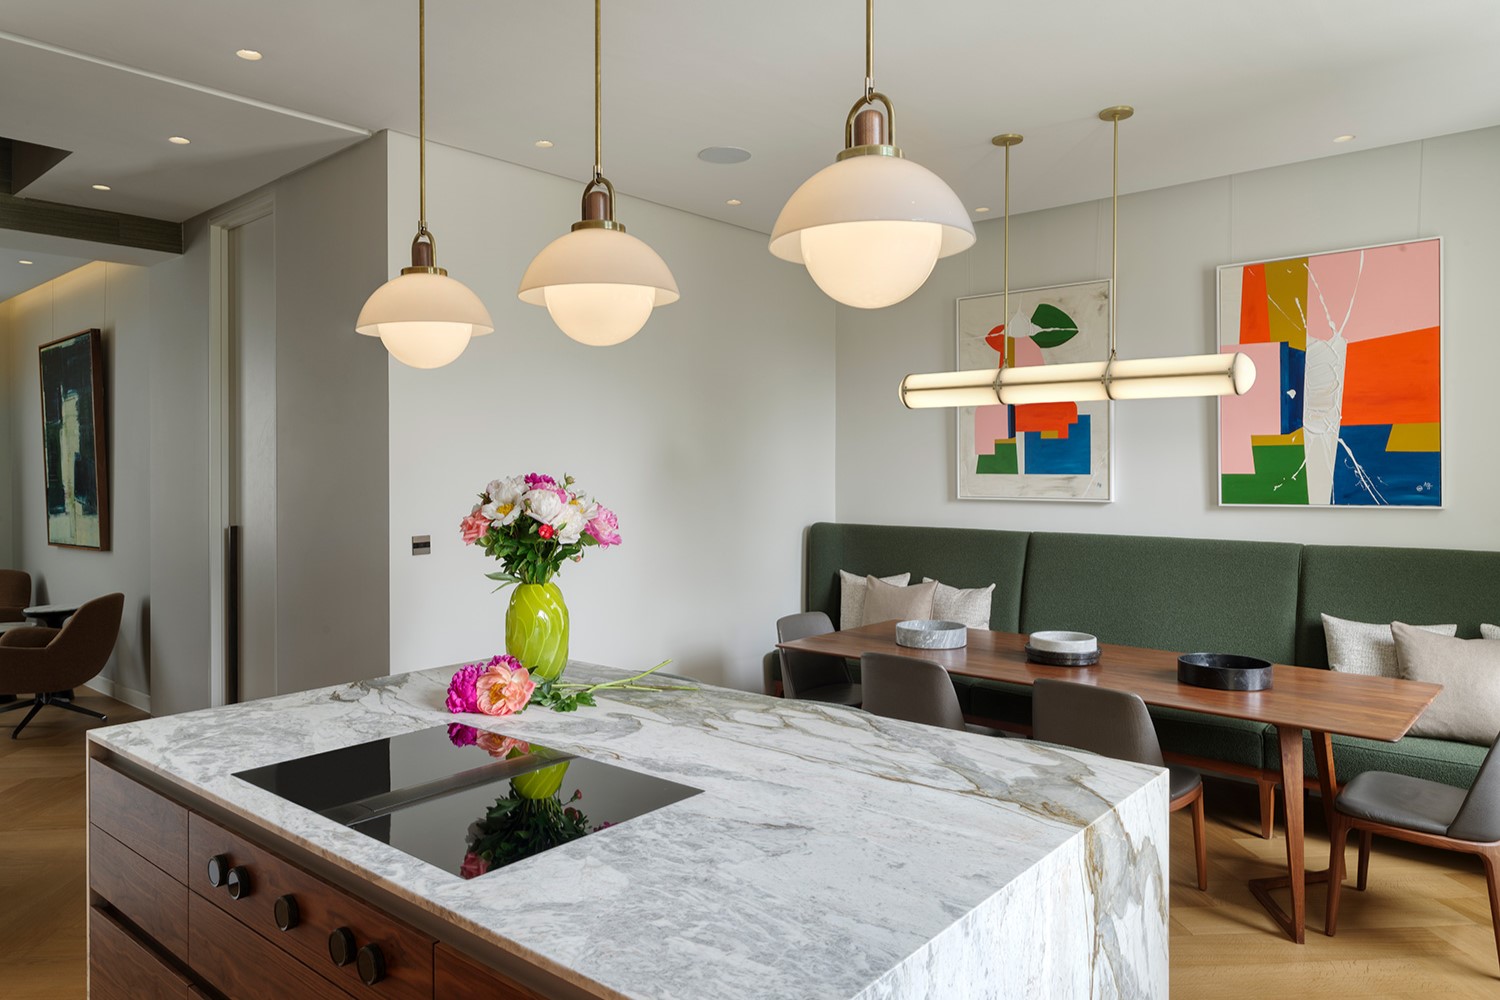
[{"left": 778, "top": 621, "right": 1442, "bottom": 943}]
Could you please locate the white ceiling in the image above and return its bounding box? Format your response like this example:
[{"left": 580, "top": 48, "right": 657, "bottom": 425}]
[
  {"left": 0, "top": 250, "right": 88, "bottom": 303},
  {"left": 0, "top": 0, "right": 1498, "bottom": 238}
]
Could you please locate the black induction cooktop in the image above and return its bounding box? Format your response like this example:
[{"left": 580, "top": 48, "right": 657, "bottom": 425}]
[{"left": 234, "top": 724, "right": 700, "bottom": 880}]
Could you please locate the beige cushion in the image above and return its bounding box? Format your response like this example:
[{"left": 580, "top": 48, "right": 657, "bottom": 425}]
[
  {"left": 839, "top": 570, "right": 909, "bottom": 631},
  {"left": 1482, "top": 624, "right": 1499, "bottom": 640},
  {"left": 1393, "top": 622, "right": 1500, "bottom": 745},
  {"left": 923, "top": 578, "right": 995, "bottom": 630},
  {"left": 861, "top": 576, "right": 936, "bottom": 626},
  {"left": 1323, "top": 613, "right": 1456, "bottom": 678}
]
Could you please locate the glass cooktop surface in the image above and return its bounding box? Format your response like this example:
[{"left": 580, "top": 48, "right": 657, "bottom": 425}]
[{"left": 234, "top": 723, "right": 700, "bottom": 880}]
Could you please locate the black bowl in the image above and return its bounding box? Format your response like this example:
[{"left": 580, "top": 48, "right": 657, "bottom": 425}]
[{"left": 1177, "top": 652, "right": 1273, "bottom": 691}]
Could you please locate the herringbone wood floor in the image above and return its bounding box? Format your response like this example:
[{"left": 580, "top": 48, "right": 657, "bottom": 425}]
[{"left": 3, "top": 693, "right": 1497, "bottom": 998}]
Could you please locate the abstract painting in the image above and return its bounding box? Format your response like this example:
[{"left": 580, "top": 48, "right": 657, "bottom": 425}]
[
  {"left": 956, "top": 280, "right": 1112, "bottom": 501},
  {"left": 1218, "top": 239, "right": 1441, "bottom": 507},
  {"left": 38, "top": 329, "right": 110, "bottom": 549}
]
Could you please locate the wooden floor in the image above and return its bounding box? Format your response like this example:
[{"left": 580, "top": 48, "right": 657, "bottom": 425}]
[{"left": 3, "top": 696, "right": 1496, "bottom": 998}]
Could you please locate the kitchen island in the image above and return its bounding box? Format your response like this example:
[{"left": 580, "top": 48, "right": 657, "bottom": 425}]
[{"left": 86, "top": 662, "right": 1169, "bottom": 999}]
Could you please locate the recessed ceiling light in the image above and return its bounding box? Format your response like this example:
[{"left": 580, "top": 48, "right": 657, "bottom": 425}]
[
  {"left": 534, "top": 139, "right": 554, "bottom": 149},
  {"left": 1333, "top": 134, "right": 1356, "bottom": 143},
  {"left": 18, "top": 259, "right": 33, "bottom": 265},
  {"left": 92, "top": 184, "right": 111, "bottom": 191},
  {"left": 169, "top": 135, "right": 191, "bottom": 145},
  {"left": 698, "top": 146, "right": 752, "bottom": 165},
  {"left": 974, "top": 207, "right": 991, "bottom": 213},
  {"left": 236, "top": 49, "right": 263, "bottom": 61},
  {"left": 726, "top": 198, "right": 742, "bottom": 206}
]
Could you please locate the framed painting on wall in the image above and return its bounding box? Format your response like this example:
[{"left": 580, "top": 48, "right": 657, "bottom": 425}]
[
  {"left": 956, "top": 279, "right": 1112, "bottom": 501},
  {"left": 38, "top": 328, "right": 110, "bottom": 549},
  {"left": 1217, "top": 238, "right": 1442, "bottom": 508}
]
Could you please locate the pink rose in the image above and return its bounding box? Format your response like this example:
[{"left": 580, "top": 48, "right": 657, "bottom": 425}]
[
  {"left": 460, "top": 852, "right": 490, "bottom": 880},
  {"left": 459, "top": 511, "right": 489, "bottom": 545},
  {"left": 475, "top": 662, "right": 536, "bottom": 716},
  {"left": 584, "top": 504, "right": 621, "bottom": 548}
]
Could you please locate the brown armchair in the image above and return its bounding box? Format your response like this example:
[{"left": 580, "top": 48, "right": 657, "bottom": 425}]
[
  {"left": 0, "top": 570, "right": 30, "bottom": 622},
  {"left": 0, "top": 593, "right": 123, "bottom": 739}
]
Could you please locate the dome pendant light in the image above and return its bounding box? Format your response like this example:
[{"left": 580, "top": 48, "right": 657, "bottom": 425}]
[
  {"left": 519, "top": 0, "right": 678, "bottom": 347},
  {"left": 900, "top": 107, "right": 1257, "bottom": 407},
  {"left": 357, "top": 0, "right": 493, "bottom": 369},
  {"left": 770, "top": 0, "right": 975, "bottom": 309}
]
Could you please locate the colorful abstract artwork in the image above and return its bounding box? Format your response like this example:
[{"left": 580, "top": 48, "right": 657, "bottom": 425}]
[
  {"left": 1217, "top": 239, "right": 1441, "bottom": 507},
  {"left": 956, "top": 280, "right": 1112, "bottom": 501}
]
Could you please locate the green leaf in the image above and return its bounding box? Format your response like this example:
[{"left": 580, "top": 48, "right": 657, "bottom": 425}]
[{"left": 1028, "top": 303, "right": 1080, "bottom": 349}]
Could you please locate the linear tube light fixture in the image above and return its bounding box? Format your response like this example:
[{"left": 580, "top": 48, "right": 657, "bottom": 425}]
[{"left": 900, "top": 106, "right": 1256, "bottom": 408}]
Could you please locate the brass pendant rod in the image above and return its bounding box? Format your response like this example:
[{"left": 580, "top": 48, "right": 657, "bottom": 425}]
[
  {"left": 1003, "top": 141, "right": 1011, "bottom": 369},
  {"left": 418, "top": 0, "right": 427, "bottom": 235},
  {"left": 1109, "top": 113, "right": 1118, "bottom": 362},
  {"left": 864, "top": 0, "right": 874, "bottom": 97},
  {"left": 594, "top": 0, "right": 603, "bottom": 180}
]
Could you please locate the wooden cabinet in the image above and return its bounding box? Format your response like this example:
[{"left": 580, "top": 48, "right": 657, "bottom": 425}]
[
  {"left": 434, "top": 944, "right": 552, "bottom": 1000},
  {"left": 189, "top": 892, "right": 352, "bottom": 999},
  {"left": 89, "top": 758, "right": 188, "bottom": 882},
  {"left": 89, "top": 905, "right": 195, "bottom": 1000},
  {"left": 89, "top": 825, "right": 189, "bottom": 961}
]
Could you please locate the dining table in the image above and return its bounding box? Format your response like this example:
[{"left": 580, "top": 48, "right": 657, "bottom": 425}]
[{"left": 777, "top": 621, "right": 1442, "bottom": 943}]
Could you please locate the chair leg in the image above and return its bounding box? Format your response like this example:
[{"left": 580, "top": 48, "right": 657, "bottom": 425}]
[
  {"left": 1191, "top": 790, "right": 1208, "bottom": 891},
  {"left": 52, "top": 699, "right": 106, "bottom": 721},
  {"left": 1258, "top": 778, "right": 1277, "bottom": 839},
  {"left": 1326, "top": 814, "right": 1350, "bottom": 937},
  {"left": 1356, "top": 830, "right": 1372, "bottom": 891},
  {"left": 10, "top": 699, "right": 44, "bottom": 739},
  {"left": 0, "top": 698, "right": 31, "bottom": 714},
  {"left": 1481, "top": 849, "right": 1500, "bottom": 974}
]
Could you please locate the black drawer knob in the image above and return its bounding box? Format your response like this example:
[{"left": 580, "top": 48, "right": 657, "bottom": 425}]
[
  {"left": 356, "top": 943, "right": 387, "bottom": 986},
  {"left": 273, "top": 894, "right": 299, "bottom": 931},
  {"left": 206, "top": 853, "right": 230, "bottom": 888},
  {"left": 329, "top": 926, "right": 357, "bottom": 967},
  {"left": 225, "top": 865, "right": 251, "bottom": 900}
]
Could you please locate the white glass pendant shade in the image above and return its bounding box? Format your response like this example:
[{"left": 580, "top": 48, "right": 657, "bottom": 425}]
[
  {"left": 356, "top": 271, "right": 494, "bottom": 369},
  {"left": 519, "top": 226, "right": 679, "bottom": 346},
  {"left": 900, "top": 352, "right": 1257, "bottom": 408},
  {"left": 771, "top": 154, "right": 975, "bottom": 309}
]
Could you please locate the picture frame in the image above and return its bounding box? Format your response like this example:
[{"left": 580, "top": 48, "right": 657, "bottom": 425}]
[{"left": 38, "top": 328, "right": 111, "bottom": 549}]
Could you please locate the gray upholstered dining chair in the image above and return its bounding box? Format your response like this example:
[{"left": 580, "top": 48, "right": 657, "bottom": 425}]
[
  {"left": 776, "top": 612, "right": 861, "bottom": 706},
  {"left": 1325, "top": 739, "right": 1500, "bottom": 968},
  {"left": 859, "top": 652, "right": 1007, "bottom": 736},
  {"left": 1032, "top": 678, "right": 1208, "bottom": 890}
]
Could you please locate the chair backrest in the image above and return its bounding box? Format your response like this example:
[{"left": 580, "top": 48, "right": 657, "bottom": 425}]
[
  {"left": 859, "top": 652, "right": 966, "bottom": 731},
  {"left": 50, "top": 593, "right": 125, "bottom": 682},
  {"left": 1448, "top": 738, "right": 1500, "bottom": 842},
  {"left": 1031, "top": 679, "right": 1165, "bottom": 767},
  {"left": 0, "top": 569, "right": 30, "bottom": 618},
  {"left": 776, "top": 612, "right": 848, "bottom": 698}
]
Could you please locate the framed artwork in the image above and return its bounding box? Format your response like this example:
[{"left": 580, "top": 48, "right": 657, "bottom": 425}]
[
  {"left": 956, "top": 279, "right": 1112, "bottom": 501},
  {"left": 38, "top": 328, "right": 110, "bottom": 549},
  {"left": 1217, "top": 238, "right": 1442, "bottom": 508}
]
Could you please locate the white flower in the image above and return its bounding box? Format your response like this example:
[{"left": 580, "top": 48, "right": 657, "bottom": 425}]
[
  {"left": 554, "top": 504, "right": 586, "bottom": 545},
  {"left": 485, "top": 479, "right": 507, "bottom": 501},
  {"left": 525, "top": 489, "right": 566, "bottom": 526},
  {"left": 494, "top": 477, "right": 527, "bottom": 507}
]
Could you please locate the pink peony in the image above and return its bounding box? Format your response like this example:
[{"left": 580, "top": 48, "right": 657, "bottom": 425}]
[
  {"left": 475, "top": 660, "right": 536, "bottom": 716},
  {"left": 446, "top": 663, "right": 486, "bottom": 714},
  {"left": 459, "top": 510, "right": 490, "bottom": 545},
  {"left": 460, "top": 852, "right": 490, "bottom": 880},
  {"left": 476, "top": 731, "right": 531, "bottom": 759},
  {"left": 524, "top": 473, "right": 557, "bottom": 489},
  {"left": 447, "top": 723, "right": 480, "bottom": 747},
  {"left": 584, "top": 504, "right": 621, "bottom": 547}
]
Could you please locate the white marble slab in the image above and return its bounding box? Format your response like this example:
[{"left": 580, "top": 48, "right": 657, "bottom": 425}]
[{"left": 90, "top": 663, "right": 1169, "bottom": 999}]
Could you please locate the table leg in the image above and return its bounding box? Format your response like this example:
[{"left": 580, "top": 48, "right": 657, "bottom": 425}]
[{"left": 1248, "top": 729, "right": 1341, "bottom": 943}]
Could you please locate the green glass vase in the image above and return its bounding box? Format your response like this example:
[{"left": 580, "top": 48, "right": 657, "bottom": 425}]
[
  {"left": 511, "top": 761, "right": 569, "bottom": 800},
  {"left": 505, "top": 582, "right": 569, "bottom": 681}
]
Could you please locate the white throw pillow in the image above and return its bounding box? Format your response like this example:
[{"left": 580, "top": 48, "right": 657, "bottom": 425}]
[
  {"left": 839, "top": 569, "right": 909, "bottom": 630},
  {"left": 923, "top": 578, "right": 995, "bottom": 630},
  {"left": 1322, "top": 614, "right": 1456, "bottom": 677},
  {"left": 1482, "top": 623, "right": 1499, "bottom": 640},
  {"left": 1393, "top": 622, "right": 1500, "bottom": 745},
  {"left": 861, "top": 576, "right": 937, "bottom": 626}
]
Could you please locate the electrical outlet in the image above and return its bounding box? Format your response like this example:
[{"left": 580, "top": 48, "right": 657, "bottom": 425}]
[{"left": 412, "top": 535, "right": 431, "bottom": 556}]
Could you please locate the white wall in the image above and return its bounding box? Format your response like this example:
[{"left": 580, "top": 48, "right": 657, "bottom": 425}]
[
  {"left": 0, "top": 300, "right": 12, "bottom": 569},
  {"left": 3, "top": 262, "right": 153, "bottom": 704},
  {"left": 836, "top": 125, "right": 1500, "bottom": 552},
  {"left": 385, "top": 134, "right": 836, "bottom": 689}
]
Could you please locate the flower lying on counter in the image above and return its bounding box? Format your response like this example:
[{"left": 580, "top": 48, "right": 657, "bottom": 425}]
[{"left": 446, "top": 655, "right": 692, "bottom": 715}]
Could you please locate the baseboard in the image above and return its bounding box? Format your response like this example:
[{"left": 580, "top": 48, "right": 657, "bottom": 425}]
[{"left": 82, "top": 676, "right": 151, "bottom": 714}]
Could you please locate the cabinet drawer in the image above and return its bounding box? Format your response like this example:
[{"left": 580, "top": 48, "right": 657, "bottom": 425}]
[
  {"left": 434, "top": 944, "right": 552, "bottom": 1000},
  {"left": 90, "top": 904, "right": 194, "bottom": 1000},
  {"left": 89, "top": 824, "right": 189, "bottom": 961},
  {"left": 89, "top": 759, "right": 188, "bottom": 882},
  {"left": 188, "top": 813, "right": 433, "bottom": 1000},
  {"left": 189, "top": 892, "right": 352, "bottom": 1000}
]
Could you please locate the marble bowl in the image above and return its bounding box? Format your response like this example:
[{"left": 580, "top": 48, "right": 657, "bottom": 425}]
[
  {"left": 1027, "top": 630, "right": 1099, "bottom": 655},
  {"left": 895, "top": 620, "right": 969, "bottom": 649},
  {"left": 1177, "top": 652, "right": 1273, "bottom": 691}
]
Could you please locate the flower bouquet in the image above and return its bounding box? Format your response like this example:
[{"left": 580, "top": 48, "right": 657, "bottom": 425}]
[{"left": 460, "top": 474, "right": 621, "bottom": 681}]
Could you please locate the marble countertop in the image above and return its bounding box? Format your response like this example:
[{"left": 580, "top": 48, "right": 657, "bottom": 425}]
[{"left": 90, "top": 663, "right": 1168, "bottom": 999}]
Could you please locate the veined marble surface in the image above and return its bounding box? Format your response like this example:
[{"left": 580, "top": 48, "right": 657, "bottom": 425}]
[{"left": 90, "top": 663, "right": 1169, "bottom": 999}]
